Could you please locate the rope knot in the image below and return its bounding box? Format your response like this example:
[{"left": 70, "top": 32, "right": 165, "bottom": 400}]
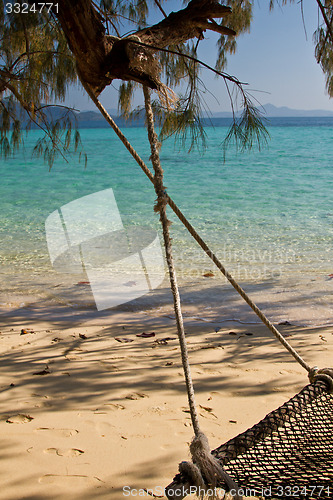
[
  {"left": 154, "top": 188, "right": 169, "bottom": 213},
  {"left": 178, "top": 432, "right": 243, "bottom": 499},
  {"left": 309, "top": 366, "right": 333, "bottom": 393}
]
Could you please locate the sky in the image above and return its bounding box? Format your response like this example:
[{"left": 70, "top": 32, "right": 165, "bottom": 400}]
[{"left": 64, "top": 1, "right": 333, "bottom": 113}]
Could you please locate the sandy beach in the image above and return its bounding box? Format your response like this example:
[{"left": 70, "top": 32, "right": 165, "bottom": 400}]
[{"left": 0, "top": 279, "right": 332, "bottom": 500}]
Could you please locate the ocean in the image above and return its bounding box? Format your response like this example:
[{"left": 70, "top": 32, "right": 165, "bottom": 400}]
[{"left": 0, "top": 118, "right": 332, "bottom": 325}]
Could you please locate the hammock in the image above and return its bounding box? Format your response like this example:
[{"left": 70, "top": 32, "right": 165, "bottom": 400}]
[{"left": 166, "top": 378, "right": 333, "bottom": 499}]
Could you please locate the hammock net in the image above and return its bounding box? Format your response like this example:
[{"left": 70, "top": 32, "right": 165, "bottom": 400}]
[{"left": 168, "top": 379, "right": 333, "bottom": 499}]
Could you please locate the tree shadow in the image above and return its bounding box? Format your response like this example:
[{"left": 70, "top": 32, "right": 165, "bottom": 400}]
[{"left": 0, "top": 277, "right": 331, "bottom": 499}]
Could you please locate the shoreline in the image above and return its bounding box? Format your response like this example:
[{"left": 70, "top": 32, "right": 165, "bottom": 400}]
[{"left": 1, "top": 270, "right": 332, "bottom": 328}]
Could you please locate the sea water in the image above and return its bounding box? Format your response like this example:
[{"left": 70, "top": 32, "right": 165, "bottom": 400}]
[{"left": 0, "top": 119, "right": 332, "bottom": 324}]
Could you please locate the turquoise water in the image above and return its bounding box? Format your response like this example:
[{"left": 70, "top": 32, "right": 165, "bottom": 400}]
[{"left": 0, "top": 122, "right": 332, "bottom": 321}]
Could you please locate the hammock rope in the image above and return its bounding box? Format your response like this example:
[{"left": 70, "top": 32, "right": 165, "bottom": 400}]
[
  {"left": 81, "top": 81, "right": 333, "bottom": 499},
  {"left": 81, "top": 80, "right": 311, "bottom": 375},
  {"left": 143, "top": 86, "right": 242, "bottom": 499},
  {"left": 142, "top": 85, "right": 200, "bottom": 437}
]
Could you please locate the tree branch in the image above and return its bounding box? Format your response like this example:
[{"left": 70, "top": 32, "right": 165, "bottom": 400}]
[{"left": 53, "top": 0, "right": 235, "bottom": 95}]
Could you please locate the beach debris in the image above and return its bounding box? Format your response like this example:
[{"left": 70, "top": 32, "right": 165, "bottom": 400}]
[
  {"left": 319, "top": 335, "right": 327, "bottom": 342},
  {"left": 10, "top": 383, "right": 15, "bottom": 387},
  {"left": 245, "top": 332, "right": 254, "bottom": 336},
  {"left": 228, "top": 331, "right": 237, "bottom": 335},
  {"left": 201, "top": 343, "right": 223, "bottom": 350},
  {"left": 114, "top": 337, "right": 133, "bottom": 343},
  {"left": 33, "top": 365, "right": 51, "bottom": 376},
  {"left": 327, "top": 274, "right": 333, "bottom": 280},
  {"left": 165, "top": 362, "right": 173, "bottom": 366},
  {"left": 76, "top": 281, "right": 90, "bottom": 285},
  {"left": 20, "top": 329, "right": 28, "bottom": 335},
  {"left": 51, "top": 337, "right": 61, "bottom": 343},
  {"left": 203, "top": 271, "right": 214, "bottom": 277},
  {"left": 278, "top": 320, "right": 292, "bottom": 326},
  {"left": 154, "top": 337, "right": 176, "bottom": 345},
  {"left": 199, "top": 405, "right": 213, "bottom": 413},
  {"left": 79, "top": 333, "right": 87, "bottom": 340},
  {"left": 121, "top": 436, "right": 128, "bottom": 440},
  {"left": 229, "top": 420, "right": 237, "bottom": 424},
  {"left": 6, "top": 414, "right": 34, "bottom": 424},
  {"left": 126, "top": 392, "right": 148, "bottom": 400},
  {"left": 154, "top": 339, "right": 168, "bottom": 345},
  {"left": 199, "top": 405, "right": 218, "bottom": 419},
  {"left": 214, "top": 327, "right": 221, "bottom": 333},
  {"left": 136, "top": 332, "right": 155, "bottom": 338}
]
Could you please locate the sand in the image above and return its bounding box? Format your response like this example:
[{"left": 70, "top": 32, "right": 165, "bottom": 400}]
[{"left": 0, "top": 283, "right": 332, "bottom": 500}]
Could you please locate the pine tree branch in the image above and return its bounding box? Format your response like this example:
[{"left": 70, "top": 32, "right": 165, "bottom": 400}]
[
  {"left": 315, "top": 0, "right": 333, "bottom": 44},
  {"left": 130, "top": 40, "right": 245, "bottom": 88}
]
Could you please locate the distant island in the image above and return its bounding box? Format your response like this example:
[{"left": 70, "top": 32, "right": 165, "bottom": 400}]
[
  {"left": 72, "top": 103, "right": 333, "bottom": 128},
  {"left": 211, "top": 103, "right": 333, "bottom": 118}
]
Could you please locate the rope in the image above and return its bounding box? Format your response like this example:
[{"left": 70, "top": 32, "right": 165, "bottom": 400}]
[
  {"left": 185, "top": 432, "right": 242, "bottom": 498},
  {"left": 81, "top": 80, "right": 311, "bottom": 374},
  {"left": 143, "top": 85, "right": 201, "bottom": 437},
  {"left": 309, "top": 367, "right": 333, "bottom": 392},
  {"left": 144, "top": 83, "right": 243, "bottom": 500},
  {"left": 165, "top": 197, "right": 312, "bottom": 374}
]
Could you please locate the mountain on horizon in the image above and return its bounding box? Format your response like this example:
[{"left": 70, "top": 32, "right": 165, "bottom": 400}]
[
  {"left": 12, "top": 103, "right": 333, "bottom": 131},
  {"left": 55, "top": 103, "right": 333, "bottom": 127},
  {"left": 212, "top": 103, "right": 333, "bottom": 118}
]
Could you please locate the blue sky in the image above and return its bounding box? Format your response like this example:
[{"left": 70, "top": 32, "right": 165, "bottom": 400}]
[{"left": 65, "top": 1, "right": 333, "bottom": 112}]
